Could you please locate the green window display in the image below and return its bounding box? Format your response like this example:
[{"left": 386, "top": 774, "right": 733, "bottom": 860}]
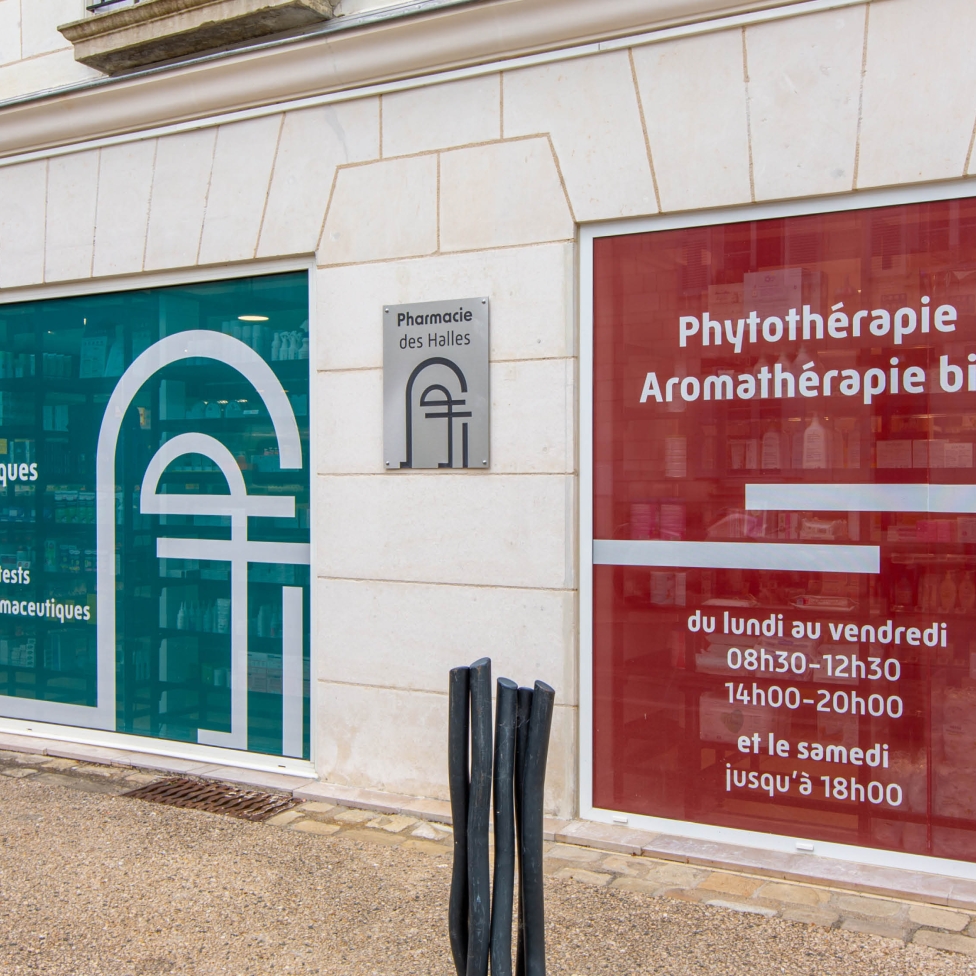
[{"left": 0, "top": 272, "right": 311, "bottom": 759}]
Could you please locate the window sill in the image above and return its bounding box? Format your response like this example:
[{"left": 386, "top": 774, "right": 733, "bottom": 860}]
[{"left": 59, "top": 0, "right": 334, "bottom": 75}]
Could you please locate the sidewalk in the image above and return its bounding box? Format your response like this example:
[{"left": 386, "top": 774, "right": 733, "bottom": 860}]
[{"left": 0, "top": 742, "right": 973, "bottom": 973}]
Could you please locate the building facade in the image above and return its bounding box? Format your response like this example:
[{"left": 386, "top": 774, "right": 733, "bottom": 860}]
[{"left": 2, "top": 0, "right": 976, "bottom": 879}]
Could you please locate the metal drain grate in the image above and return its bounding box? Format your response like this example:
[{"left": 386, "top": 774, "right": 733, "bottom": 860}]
[{"left": 122, "top": 777, "right": 299, "bottom": 822}]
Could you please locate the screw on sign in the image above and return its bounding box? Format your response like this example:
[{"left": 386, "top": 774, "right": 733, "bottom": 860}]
[{"left": 448, "top": 658, "right": 555, "bottom": 976}]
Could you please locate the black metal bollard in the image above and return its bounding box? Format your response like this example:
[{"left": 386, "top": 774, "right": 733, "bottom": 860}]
[
  {"left": 520, "top": 681, "right": 554, "bottom": 976},
  {"left": 466, "top": 658, "right": 493, "bottom": 976},
  {"left": 448, "top": 666, "right": 471, "bottom": 976},
  {"left": 448, "top": 661, "right": 552, "bottom": 976},
  {"left": 490, "top": 677, "right": 518, "bottom": 976},
  {"left": 513, "top": 685, "right": 533, "bottom": 976}
]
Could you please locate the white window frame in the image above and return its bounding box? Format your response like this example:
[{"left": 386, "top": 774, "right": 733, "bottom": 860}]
[{"left": 579, "top": 176, "right": 976, "bottom": 882}]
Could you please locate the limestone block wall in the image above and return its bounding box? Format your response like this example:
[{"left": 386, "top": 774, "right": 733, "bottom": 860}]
[
  {"left": 0, "top": 0, "right": 100, "bottom": 101},
  {"left": 0, "top": 0, "right": 975, "bottom": 817}
]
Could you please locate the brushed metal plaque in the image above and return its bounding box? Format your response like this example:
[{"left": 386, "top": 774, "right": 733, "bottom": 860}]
[{"left": 383, "top": 297, "right": 489, "bottom": 469}]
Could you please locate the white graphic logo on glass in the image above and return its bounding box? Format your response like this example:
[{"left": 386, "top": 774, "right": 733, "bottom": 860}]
[{"left": 0, "top": 332, "right": 309, "bottom": 753}]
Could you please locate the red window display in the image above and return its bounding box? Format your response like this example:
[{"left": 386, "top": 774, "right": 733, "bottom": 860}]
[{"left": 592, "top": 197, "right": 976, "bottom": 863}]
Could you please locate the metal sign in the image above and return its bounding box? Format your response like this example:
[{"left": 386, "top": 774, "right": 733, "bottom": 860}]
[{"left": 384, "top": 298, "right": 490, "bottom": 469}]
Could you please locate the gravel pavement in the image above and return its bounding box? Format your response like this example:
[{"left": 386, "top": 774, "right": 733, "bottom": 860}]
[{"left": 0, "top": 772, "right": 972, "bottom": 975}]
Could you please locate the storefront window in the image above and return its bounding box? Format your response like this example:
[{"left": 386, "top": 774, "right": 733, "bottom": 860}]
[
  {"left": 0, "top": 272, "right": 310, "bottom": 759},
  {"left": 593, "top": 198, "right": 976, "bottom": 861}
]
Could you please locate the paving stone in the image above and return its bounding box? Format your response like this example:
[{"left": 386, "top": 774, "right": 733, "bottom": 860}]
[
  {"left": 834, "top": 894, "right": 903, "bottom": 918},
  {"left": 333, "top": 808, "right": 375, "bottom": 824},
  {"left": 545, "top": 843, "right": 604, "bottom": 863},
  {"left": 266, "top": 810, "right": 303, "bottom": 826},
  {"left": 400, "top": 839, "right": 449, "bottom": 855},
  {"left": 782, "top": 906, "right": 839, "bottom": 928},
  {"left": 300, "top": 801, "right": 336, "bottom": 814},
  {"left": 757, "top": 882, "right": 830, "bottom": 907},
  {"left": 70, "top": 765, "right": 115, "bottom": 778},
  {"left": 600, "top": 854, "right": 649, "bottom": 878},
  {"left": 697, "top": 872, "right": 764, "bottom": 897},
  {"left": 7, "top": 753, "right": 46, "bottom": 765},
  {"left": 366, "top": 814, "right": 417, "bottom": 834},
  {"left": 338, "top": 829, "right": 405, "bottom": 847},
  {"left": 411, "top": 822, "right": 451, "bottom": 841},
  {"left": 908, "top": 903, "right": 970, "bottom": 932},
  {"left": 840, "top": 918, "right": 910, "bottom": 942},
  {"left": 643, "top": 861, "right": 707, "bottom": 888},
  {"left": 913, "top": 929, "right": 976, "bottom": 955},
  {"left": 551, "top": 867, "right": 613, "bottom": 887},
  {"left": 705, "top": 899, "right": 778, "bottom": 918},
  {"left": 610, "top": 876, "right": 660, "bottom": 895},
  {"left": 123, "top": 772, "right": 159, "bottom": 785},
  {"left": 1, "top": 768, "right": 37, "bottom": 778},
  {"left": 290, "top": 820, "right": 340, "bottom": 836},
  {"left": 41, "top": 758, "right": 78, "bottom": 770}
]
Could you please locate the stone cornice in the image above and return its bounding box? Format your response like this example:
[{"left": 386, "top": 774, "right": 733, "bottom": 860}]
[{"left": 0, "top": 0, "right": 824, "bottom": 159}]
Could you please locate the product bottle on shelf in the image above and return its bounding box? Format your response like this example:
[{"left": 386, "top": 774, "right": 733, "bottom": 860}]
[
  {"left": 941, "top": 571, "right": 957, "bottom": 613},
  {"left": 802, "top": 416, "right": 829, "bottom": 469},
  {"left": 959, "top": 571, "right": 976, "bottom": 612}
]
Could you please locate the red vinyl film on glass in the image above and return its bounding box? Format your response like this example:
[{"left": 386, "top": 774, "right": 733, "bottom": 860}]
[{"left": 592, "top": 199, "right": 976, "bottom": 862}]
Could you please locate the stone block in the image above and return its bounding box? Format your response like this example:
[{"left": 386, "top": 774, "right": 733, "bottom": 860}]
[
  {"left": 503, "top": 51, "right": 655, "bottom": 220},
  {"left": 22, "top": 0, "right": 77, "bottom": 58},
  {"left": 398, "top": 797, "right": 453, "bottom": 825},
  {"left": 746, "top": 7, "right": 864, "bottom": 199},
  {"left": 756, "top": 882, "right": 830, "bottom": 907},
  {"left": 315, "top": 242, "right": 574, "bottom": 372},
  {"left": 840, "top": 918, "right": 909, "bottom": 942},
  {"left": 143, "top": 128, "right": 217, "bottom": 271},
  {"left": 546, "top": 843, "right": 604, "bottom": 863},
  {"left": 266, "top": 809, "right": 303, "bottom": 826},
  {"left": 92, "top": 139, "right": 156, "bottom": 277},
  {"left": 782, "top": 906, "right": 839, "bottom": 927},
  {"left": 632, "top": 28, "right": 751, "bottom": 213},
  {"left": 642, "top": 861, "right": 707, "bottom": 889},
  {"left": 858, "top": 0, "right": 976, "bottom": 186},
  {"left": 319, "top": 155, "right": 436, "bottom": 265},
  {"left": 45, "top": 150, "right": 98, "bottom": 282},
  {"left": 382, "top": 74, "right": 500, "bottom": 156},
  {"left": 908, "top": 904, "right": 971, "bottom": 932},
  {"left": 705, "top": 899, "right": 778, "bottom": 918},
  {"left": 291, "top": 820, "right": 341, "bottom": 836},
  {"left": 198, "top": 114, "right": 282, "bottom": 265},
  {"left": 439, "top": 138, "right": 573, "bottom": 252},
  {"left": 259, "top": 99, "right": 378, "bottom": 258},
  {"left": 551, "top": 866, "right": 612, "bottom": 886},
  {"left": 314, "top": 578, "right": 575, "bottom": 701},
  {"left": 401, "top": 838, "right": 450, "bottom": 855},
  {"left": 315, "top": 473, "right": 575, "bottom": 590},
  {"left": 555, "top": 820, "right": 655, "bottom": 856},
  {"left": 913, "top": 930, "right": 976, "bottom": 956},
  {"left": 610, "top": 876, "right": 660, "bottom": 895},
  {"left": 698, "top": 872, "right": 764, "bottom": 898},
  {"left": 0, "top": 2, "right": 21, "bottom": 66},
  {"left": 0, "top": 160, "right": 46, "bottom": 288},
  {"left": 366, "top": 814, "right": 417, "bottom": 833},
  {"left": 835, "top": 893, "right": 902, "bottom": 918}
]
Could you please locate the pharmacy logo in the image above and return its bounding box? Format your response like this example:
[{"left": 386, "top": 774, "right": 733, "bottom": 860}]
[
  {"left": 9, "top": 330, "right": 315, "bottom": 749},
  {"left": 401, "top": 357, "right": 473, "bottom": 469}
]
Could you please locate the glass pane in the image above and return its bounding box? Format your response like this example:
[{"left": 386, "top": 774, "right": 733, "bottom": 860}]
[
  {"left": 593, "top": 199, "right": 976, "bottom": 862},
  {"left": 0, "top": 271, "right": 310, "bottom": 759}
]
